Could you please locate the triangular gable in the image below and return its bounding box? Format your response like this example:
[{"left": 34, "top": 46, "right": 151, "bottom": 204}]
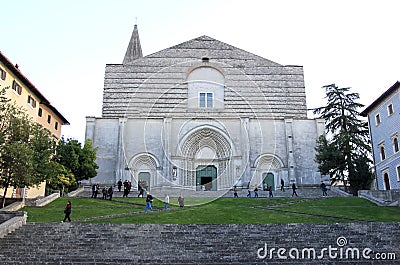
[{"left": 143, "top": 35, "right": 282, "bottom": 67}]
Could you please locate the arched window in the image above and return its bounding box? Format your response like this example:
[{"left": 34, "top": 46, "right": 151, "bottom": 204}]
[
  {"left": 187, "top": 66, "right": 225, "bottom": 109},
  {"left": 392, "top": 134, "right": 399, "bottom": 153},
  {"left": 383, "top": 173, "right": 390, "bottom": 190},
  {"left": 379, "top": 143, "right": 386, "bottom": 161}
]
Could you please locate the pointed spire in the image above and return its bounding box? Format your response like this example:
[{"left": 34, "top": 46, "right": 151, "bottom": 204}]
[{"left": 123, "top": 24, "right": 143, "bottom": 64}]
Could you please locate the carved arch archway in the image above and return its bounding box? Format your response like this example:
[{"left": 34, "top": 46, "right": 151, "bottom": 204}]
[
  {"left": 128, "top": 153, "right": 161, "bottom": 191},
  {"left": 252, "top": 154, "right": 285, "bottom": 189},
  {"left": 177, "top": 125, "right": 233, "bottom": 190}
]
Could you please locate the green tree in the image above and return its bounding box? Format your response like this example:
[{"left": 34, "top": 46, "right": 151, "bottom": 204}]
[
  {"left": 54, "top": 138, "right": 80, "bottom": 177},
  {"left": 0, "top": 88, "right": 58, "bottom": 207},
  {"left": 0, "top": 91, "right": 33, "bottom": 207},
  {"left": 0, "top": 140, "right": 34, "bottom": 208},
  {"left": 79, "top": 139, "right": 99, "bottom": 180},
  {"left": 29, "top": 122, "right": 57, "bottom": 183},
  {"left": 314, "top": 135, "right": 345, "bottom": 182},
  {"left": 0, "top": 100, "right": 32, "bottom": 207},
  {"left": 55, "top": 138, "right": 98, "bottom": 182},
  {"left": 352, "top": 155, "right": 374, "bottom": 193},
  {"left": 313, "top": 84, "right": 373, "bottom": 195},
  {"left": 46, "top": 161, "right": 76, "bottom": 196}
]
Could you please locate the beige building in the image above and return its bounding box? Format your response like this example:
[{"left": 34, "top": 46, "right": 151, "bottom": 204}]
[
  {"left": 0, "top": 51, "right": 69, "bottom": 199},
  {"left": 85, "top": 25, "right": 325, "bottom": 196}
]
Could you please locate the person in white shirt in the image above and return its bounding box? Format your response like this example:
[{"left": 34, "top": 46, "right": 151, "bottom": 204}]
[{"left": 164, "top": 194, "right": 169, "bottom": 210}]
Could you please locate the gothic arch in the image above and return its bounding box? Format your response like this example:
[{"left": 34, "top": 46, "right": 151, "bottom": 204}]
[
  {"left": 177, "top": 125, "right": 234, "bottom": 189},
  {"left": 253, "top": 154, "right": 284, "bottom": 169},
  {"left": 178, "top": 125, "right": 233, "bottom": 159},
  {"left": 128, "top": 153, "right": 161, "bottom": 191},
  {"left": 252, "top": 154, "right": 285, "bottom": 189},
  {"left": 128, "top": 152, "right": 160, "bottom": 169}
]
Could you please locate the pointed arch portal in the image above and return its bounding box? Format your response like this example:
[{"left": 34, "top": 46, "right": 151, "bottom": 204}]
[{"left": 179, "top": 126, "right": 233, "bottom": 190}]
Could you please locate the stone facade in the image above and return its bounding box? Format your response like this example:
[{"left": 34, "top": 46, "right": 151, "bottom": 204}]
[{"left": 85, "top": 26, "right": 325, "bottom": 193}]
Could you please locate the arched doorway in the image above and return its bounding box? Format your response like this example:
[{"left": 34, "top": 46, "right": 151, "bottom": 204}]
[
  {"left": 383, "top": 173, "right": 391, "bottom": 190},
  {"left": 128, "top": 153, "right": 160, "bottom": 192},
  {"left": 196, "top": 165, "right": 217, "bottom": 191},
  {"left": 262, "top": 172, "right": 275, "bottom": 191},
  {"left": 253, "top": 154, "right": 284, "bottom": 190},
  {"left": 179, "top": 126, "right": 233, "bottom": 190},
  {"left": 138, "top": 172, "right": 150, "bottom": 191}
]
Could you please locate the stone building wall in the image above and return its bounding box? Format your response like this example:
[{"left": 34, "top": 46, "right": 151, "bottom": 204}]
[{"left": 85, "top": 33, "right": 324, "bottom": 191}]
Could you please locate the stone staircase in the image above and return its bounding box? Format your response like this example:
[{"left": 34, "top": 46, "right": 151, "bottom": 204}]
[{"left": 0, "top": 222, "right": 399, "bottom": 264}]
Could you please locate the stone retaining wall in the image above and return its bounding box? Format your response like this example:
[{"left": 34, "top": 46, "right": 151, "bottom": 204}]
[
  {"left": 34, "top": 192, "right": 60, "bottom": 207},
  {"left": 0, "top": 211, "right": 26, "bottom": 238},
  {"left": 358, "top": 190, "right": 400, "bottom": 206}
]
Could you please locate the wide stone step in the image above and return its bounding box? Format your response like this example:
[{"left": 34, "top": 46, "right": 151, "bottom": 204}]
[{"left": 0, "top": 222, "right": 399, "bottom": 264}]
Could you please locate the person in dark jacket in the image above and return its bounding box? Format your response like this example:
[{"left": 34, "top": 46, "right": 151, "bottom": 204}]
[
  {"left": 63, "top": 201, "right": 72, "bottom": 222},
  {"left": 178, "top": 194, "right": 184, "bottom": 208},
  {"left": 138, "top": 187, "right": 144, "bottom": 198},
  {"left": 145, "top": 193, "right": 153, "bottom": 213},
  {"left": 107, "top": 186, "right": 114, "bottom": 200},
  {"left": 291, "top": 183, "right": 298, "bottom": 197},
  {"left": 117, "top": 179, "right": 123, "bottom": 192},
  {"left": 320, "top": 182, "right": 328, "bottom": 196},
  {"left": 254, "top": 187, "right": 259, "bottom": 198},
  {"left": 102, "top": 186, "right": 107, "bottom": 199}
]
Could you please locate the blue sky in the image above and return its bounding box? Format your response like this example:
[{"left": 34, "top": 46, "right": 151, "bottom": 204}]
[{"left": 2, "top": 0, "right": 399, "bottom": 142}]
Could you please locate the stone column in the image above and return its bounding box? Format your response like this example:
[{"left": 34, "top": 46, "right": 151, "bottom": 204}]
[
  {"left": 85, "top": 116, "right": 96, "bottom": 141},
  {"left": 163, "top": 117, "right": 172, "bottom": 182},
  {"left": 241, "top": 117, "right": 250, "bottom": 186},
  {"left": 285, "top": 119, "right": 296, "bottom": 184},
  {"left": 116, "top": 118, "right": 127, "bottom": 184}
]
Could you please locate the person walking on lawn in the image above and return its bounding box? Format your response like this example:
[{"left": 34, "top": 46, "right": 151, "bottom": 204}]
[
  {"left": 62, "top": 201, "right": 72, "bottom": 222},
  {"left": 145, "top": 193, "right": 153, "bottom": 213}
]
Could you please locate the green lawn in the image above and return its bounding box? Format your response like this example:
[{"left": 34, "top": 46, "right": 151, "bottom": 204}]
[{"left": 22, "top": 197, "right": 400, "bottom": 224}]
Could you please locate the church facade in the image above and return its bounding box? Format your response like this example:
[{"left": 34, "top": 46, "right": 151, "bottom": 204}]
[{"left": 85, "top": 25, "right": 325, "bottom": 193}]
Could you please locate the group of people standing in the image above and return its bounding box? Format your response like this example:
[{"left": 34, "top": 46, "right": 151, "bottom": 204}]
[
  {"left": 236, "top": 179, "right": 301, "bottom": 198},
  {"left": 120, "top": 180, "right": 133, "bottom": 198},
  {"left": 91, "top": 184, "right": 114, "bottom": 200}
]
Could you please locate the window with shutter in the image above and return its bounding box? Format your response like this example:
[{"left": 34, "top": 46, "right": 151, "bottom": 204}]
[
  {"left": 27, "top": 95, "right": 36, "bottom": 108},
  {"left": 12, "top": 80, "right": 22, "bottom": 95},
  {"left": 0, "top": 68, "right": 6, "bottom": 80}
]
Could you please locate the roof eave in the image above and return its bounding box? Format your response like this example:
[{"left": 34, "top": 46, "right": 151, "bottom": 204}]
[
  {"left": 360, "top": 81, "right": 400, "bottom": 116},
  {"left": 0, "top": 51, "right": 50, "bottom": 104}
]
